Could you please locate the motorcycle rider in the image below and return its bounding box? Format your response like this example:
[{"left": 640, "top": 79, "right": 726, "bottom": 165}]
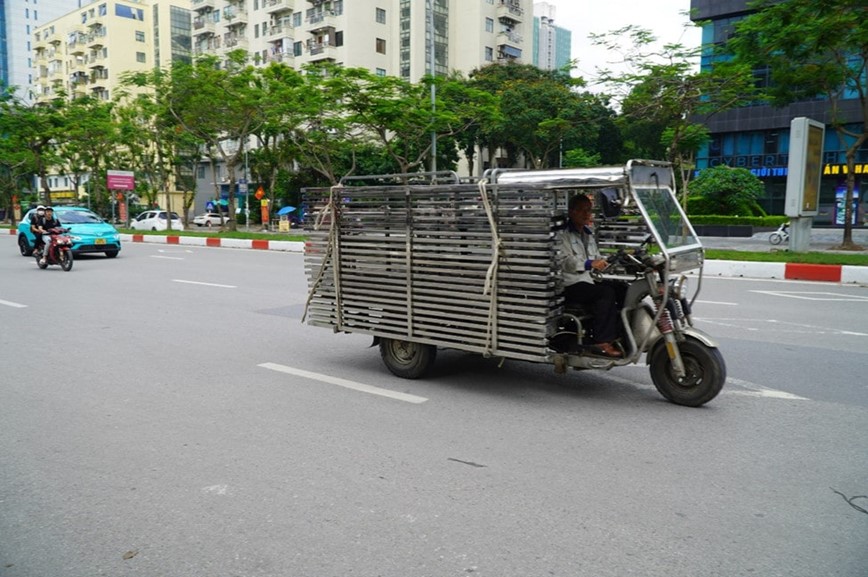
[
  {"left": 29, "top": 205, "right": 47, "bottom": 258},
  {"left": 36, "top": 206, "right": 63, "bottom": 265},
  {"left": 558, "top": 194, "right": 623, "bottom": 358}
]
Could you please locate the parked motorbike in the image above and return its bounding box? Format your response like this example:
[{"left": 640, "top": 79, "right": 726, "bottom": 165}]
[
  {"left": 35, "top": 227, "right": 74, "bottom": 271},
  {"left": 769, "top": 222, "right": 790, "bottom": 245}
]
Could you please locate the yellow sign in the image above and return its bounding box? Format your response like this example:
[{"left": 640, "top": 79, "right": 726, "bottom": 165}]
[{"left": 823, "top": 163, "right": 868, "bottom": 175}]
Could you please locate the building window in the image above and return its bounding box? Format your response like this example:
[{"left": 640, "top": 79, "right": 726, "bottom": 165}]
[
  {"left": 136, "top": 52, "right": 146, "bottom": 63},
  {"left": 376, "top": 38, "right": 386, "bottom": 54},
  {"left": 376, "top": 8, "right": 386, "bottom": 24},
  {"left": 293, "top": 41, "right": 302, "bottom": 56},
  {"left": 335, "top": 31, "right": 344, "bottom": 46},
  {"left": 485, "top": 46, "right": 493, "bottom": 61},
  {"left": 135, "top": 31, "right": 145, "bottom": 42},
  {"left": 292, "top": 12, "right": 302, "bottom": 27},
  {"left": 376, "top": 68, "right": 386, "bottom": 77},
  {"left": 485, "top": 18, "right": 493, "bottom": 33}
]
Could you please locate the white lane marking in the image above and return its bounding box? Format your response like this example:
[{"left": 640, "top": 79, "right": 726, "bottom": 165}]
[
  {"left": 259, "top": 362, "right": 428, "bottom": 404},
  {"left": 202, "top": 484, "right": 229, "bottom": 495},
  {"left": 0, "top": 299, "right": 28, "bottom": 308},
  {"left": 618, "top": 366, "right": 808, "bottom": 400},
  {"left": 696, "top": 317, "right": 868, "bottom": 337},
  {"left": 172, "top": 279, "right": 237, "bottom": 289},
  {"left": 150, "top": 255, "right": 184, "bottom": 260},
  {"left": 158, "top": 249, "right": 193, "bottom": 253},
  {"left": 696, "top": 300, "right": 738, "bottom": 306},
  {"left": 725, "top": 377, "right": 809, "bottom": 400},
  {"left": 750, "top": 290, "right": 868, "bottom": 302}
]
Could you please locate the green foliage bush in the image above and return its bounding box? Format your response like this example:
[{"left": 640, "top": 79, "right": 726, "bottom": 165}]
[{"left": 688, "top": 166, "right": 766, "bottom": 216}]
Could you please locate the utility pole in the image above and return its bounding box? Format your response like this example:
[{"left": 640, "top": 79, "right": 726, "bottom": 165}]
[{"left": 429, "top": 0, "right": 437, "bottom": 174}]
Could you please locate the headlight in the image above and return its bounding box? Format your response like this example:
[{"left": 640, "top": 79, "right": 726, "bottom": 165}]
[
  {"left": 70, "top": 235, "right": 82, "bottom": 241},
  {"left": 671, "top": 275, "right": 689, "bottom": 300}
]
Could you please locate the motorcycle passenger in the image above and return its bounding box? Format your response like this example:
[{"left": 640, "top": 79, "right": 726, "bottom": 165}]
[
  {"left": 37, "top": 206, "right": 63, "bottom": 265},
  {"left": 29, "top": 205, "right": 48, "bottom": 258},
  {"left": 558, "top": 194, "right": 623, "bottom": 358}
]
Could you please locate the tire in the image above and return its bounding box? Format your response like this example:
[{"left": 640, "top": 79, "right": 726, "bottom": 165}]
[
  {"left": 379, "top": 338, "right": 436, "bottom": 379},
  {"left": 648, "top": 337, "right": 726, "bottom": 407},
  {"left": 60, "top": 249, "right": 73, "bottom": 271},
  {"left": 769, "top": 233, "right": 783, "bottom": 245},
  {"left": 105, "top": 250, "right": 119, "bottom": 258},
  {"left": 19, "top": 235, "right": 33, "bottom": 256}
]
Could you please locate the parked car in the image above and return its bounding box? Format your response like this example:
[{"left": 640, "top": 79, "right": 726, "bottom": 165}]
[
  {"left": 129, "top": 210, "right": 184, "bottom": 231},
  {"left": 193, "top": 212, "right": 227, "bottom": 227},
  {"left": 17, "top": 206, "right": 122, "bottom": 258}
]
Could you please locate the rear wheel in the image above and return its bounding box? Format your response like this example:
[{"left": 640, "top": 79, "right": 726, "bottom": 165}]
[
  {"left": 105, "top": 250, "right": 119, "bottom": 258},
  {"left": 19, "top": 235, "right": 33, "bottom": 256},
  {"left": 379, "top": 338, "right": 436, "bottom": 379},
  {"left": 60, "top": 249, "right": 74, "bottom": 271},
  {"left": 649, "top": 337, "right": 726, "bottom": 407}
]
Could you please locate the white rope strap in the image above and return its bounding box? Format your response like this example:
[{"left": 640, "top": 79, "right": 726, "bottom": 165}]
[{"left": 478, "top": 179, "right": 503, "bottom": 356}]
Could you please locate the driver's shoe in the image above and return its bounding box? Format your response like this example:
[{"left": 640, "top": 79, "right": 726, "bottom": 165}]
[{"left": 592, "top": 342, "right": 623, "bottom": 358}]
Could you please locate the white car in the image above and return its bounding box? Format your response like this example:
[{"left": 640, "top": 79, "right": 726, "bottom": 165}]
[
  {"left": 129, "top": 210, "right": 185, "bottom": 231},
  {"left": 193, "top": 212, "right": 227, "bottom": 227}
]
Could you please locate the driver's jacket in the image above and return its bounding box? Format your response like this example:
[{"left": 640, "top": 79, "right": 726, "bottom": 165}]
[{"left": 557, "top": 222, "right": 601, "bottom": 286}]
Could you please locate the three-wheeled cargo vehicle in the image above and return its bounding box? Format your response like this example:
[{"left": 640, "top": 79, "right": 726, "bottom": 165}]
[{"left": 302, "top": 159, "right": 726, "bottom": 407}]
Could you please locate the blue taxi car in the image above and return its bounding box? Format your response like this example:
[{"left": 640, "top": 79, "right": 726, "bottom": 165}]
[{"left": 18, "top": 206, "right": 122, "bottom": 258}]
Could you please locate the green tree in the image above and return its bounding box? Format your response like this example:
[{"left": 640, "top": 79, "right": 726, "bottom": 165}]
[
  {"left": 0, "top": 93, "right": 38, "bottom": 221},
  {"left": 687, "top": 165, "right": 766, "bottom": 216},
  {"left": 592, "top": 24, "right": 756, "bottom": 198},
  {"left": 470, "top": 63, "right": 608, "bottom": 169},
  {"left": 164, "top": 51, "right": 268, "bottom": 230},
  {"left": 724, "top": 0, "right": 867, "bottom": 249}
]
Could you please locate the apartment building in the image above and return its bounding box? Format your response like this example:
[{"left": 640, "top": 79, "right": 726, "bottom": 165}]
[
  {"left": 531, "top": 1, "right": 571, "bottom": 71},
  {"left": 2, "top": 0, "right": 93, "bottom": 100},
  {"left": 191, "top": 0, "right": 528, "bottom": 81},
  {"left": 32, "top": 0, "right": 191, "bottom": 103}
]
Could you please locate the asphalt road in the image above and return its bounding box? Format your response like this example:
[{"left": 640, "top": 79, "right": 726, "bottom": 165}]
[{"left": 1, "top": 240, "right": 867, "bottom": 577}]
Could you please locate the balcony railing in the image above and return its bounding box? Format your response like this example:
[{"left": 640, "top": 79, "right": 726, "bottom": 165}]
[{"left": 265, "top": 0, "right": 294, "bottom": 14}]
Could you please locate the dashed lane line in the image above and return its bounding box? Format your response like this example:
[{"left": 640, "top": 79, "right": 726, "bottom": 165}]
[
  {"left": 0, "top": 299, "right": 28, "bottom": 308},
  {"left": 172, "top": 279, "right": 237, "bottom": 289},
  {"left": 258, "top": 362, "right": 428, "bottom": 404}
]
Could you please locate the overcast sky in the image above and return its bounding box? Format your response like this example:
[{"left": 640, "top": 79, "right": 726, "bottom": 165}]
[{"left": 540, "top": 0, "right": 702, "bottom": 85}]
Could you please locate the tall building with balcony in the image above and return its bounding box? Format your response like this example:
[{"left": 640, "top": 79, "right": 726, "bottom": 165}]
[
  {"left": 2, "top": 0, "right": 95, "bottom": 100},
  {"left": 691, "top": 0, "right": 866, "bottom": 224},
  {"left": 32, "top": 0, "right": 191, "bottom": 103},
  {"left": 193, "top": 0, "right": 528, "bottom": 80},
  {"left": 531, "top": 2, "right": 571, "bottom": 71}
]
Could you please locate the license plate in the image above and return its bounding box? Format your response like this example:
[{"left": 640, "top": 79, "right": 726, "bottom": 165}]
[{"left": 95, "top": 238, "right": 106, "bottom": 245}]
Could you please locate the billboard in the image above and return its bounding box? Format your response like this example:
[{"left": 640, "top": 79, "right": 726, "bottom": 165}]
[{"left": 784, "top": 117, "right": 824, "bottom": 217}]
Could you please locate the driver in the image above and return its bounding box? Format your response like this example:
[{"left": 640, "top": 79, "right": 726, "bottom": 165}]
[
  {"left": 558, "top": 194, "right": 622, "bottom": 358},
  {"left": 37, "top": 206, "right": 62, "bottom": 265}
]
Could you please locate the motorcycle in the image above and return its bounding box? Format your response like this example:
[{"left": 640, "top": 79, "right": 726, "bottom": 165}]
[
  {"left": 769, "top": 222, "right": 790, "bottom": 245},
  {"left": 35, "top": 227, "right": 74, "bottom": 271}
]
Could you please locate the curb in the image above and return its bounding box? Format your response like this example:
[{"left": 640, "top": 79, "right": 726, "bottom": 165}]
[
  {"left": 121, "top": 233, "right": 305, "bottom": 253},
  {"left": 702, "top": 259, "right": 868, "bottom": 285}
]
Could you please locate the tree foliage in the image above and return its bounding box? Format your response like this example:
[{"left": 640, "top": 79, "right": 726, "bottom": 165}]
[{"left": 723, "top": 0, "right": 867, "bottom": 248}]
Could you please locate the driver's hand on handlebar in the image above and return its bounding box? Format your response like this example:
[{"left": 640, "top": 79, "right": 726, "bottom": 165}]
[{"left": 590, "top": 258, "right": 608, "bottom": 271}]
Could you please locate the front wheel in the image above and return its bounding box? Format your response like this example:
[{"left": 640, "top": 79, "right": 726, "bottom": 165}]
[
  {"left": 769, "top": 233, "right": 783, "bottom": 245},
  {"left": 105, "top": 250, "right": 119, "bottom": 258},
  {"left": 60, "top": 249, "right": 74, "bottom": 271},
  {"left": 649, "top": 337, "right": 726, "bottom": 407},
  {"left": 379, "top": 338, "right": 436, "bottom": 379}
]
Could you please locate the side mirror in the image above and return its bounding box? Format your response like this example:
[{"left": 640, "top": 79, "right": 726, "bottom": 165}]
[{"left": 597, "top": 187, "right": 622, "bottom": 218}]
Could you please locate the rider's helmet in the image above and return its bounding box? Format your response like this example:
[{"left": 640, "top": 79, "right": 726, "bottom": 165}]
[
  {"left": 45, "top": 206, "right": 53, "bottom": 212},
  {"left": 36, "top": 205, "right": 45, "bottom": 214}
]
